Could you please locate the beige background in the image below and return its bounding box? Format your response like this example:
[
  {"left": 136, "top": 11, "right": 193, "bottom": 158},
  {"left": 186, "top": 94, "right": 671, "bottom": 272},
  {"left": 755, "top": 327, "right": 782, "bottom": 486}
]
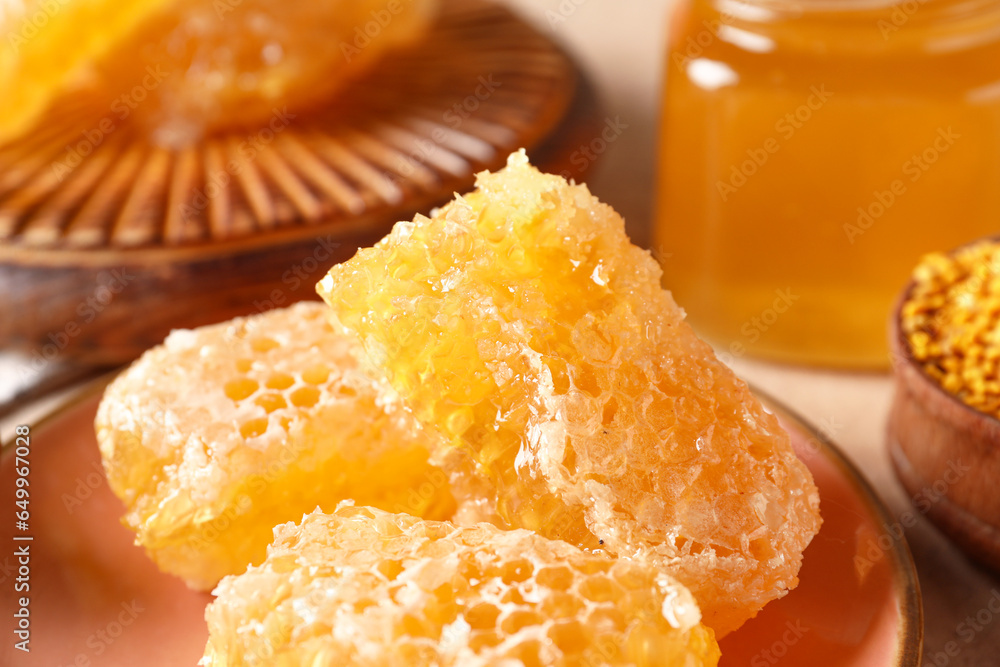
[{"left": 2, "top": 0, "right": 999, "bottom": 664}]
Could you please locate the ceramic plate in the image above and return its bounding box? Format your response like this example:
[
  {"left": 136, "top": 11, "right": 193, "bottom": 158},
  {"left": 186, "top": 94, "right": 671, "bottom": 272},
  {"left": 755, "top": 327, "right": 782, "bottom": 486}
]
[{"left": 0, "top": 381, "right": 921, "bottom": 666}]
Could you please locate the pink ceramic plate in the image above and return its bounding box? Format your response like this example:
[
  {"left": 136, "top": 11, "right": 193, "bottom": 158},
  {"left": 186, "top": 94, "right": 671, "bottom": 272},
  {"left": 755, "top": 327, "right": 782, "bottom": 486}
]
[
  {"left": 718, "top": 392, "right": 922, "bottom": 667},
  {"left": 1, "top": 380, "right": 921, "bottom": 666}
]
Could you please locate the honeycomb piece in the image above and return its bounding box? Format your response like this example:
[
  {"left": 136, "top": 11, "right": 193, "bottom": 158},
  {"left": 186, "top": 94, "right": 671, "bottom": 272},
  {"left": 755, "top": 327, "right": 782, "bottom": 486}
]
[
  {"left": 89, "top": 0, "right": 438, "bottom": 144},
  {"left": 318, "top": 151, "right": 822, "bottom": 636},
  {"left": 96, "top": 302, "right": 496, "bottom": 590},
  {"left": 0, "top": 0, "right": 172, "bottom": 142},
  {"left": 202, "top": 505, "right": 721, "bottom": 666}
]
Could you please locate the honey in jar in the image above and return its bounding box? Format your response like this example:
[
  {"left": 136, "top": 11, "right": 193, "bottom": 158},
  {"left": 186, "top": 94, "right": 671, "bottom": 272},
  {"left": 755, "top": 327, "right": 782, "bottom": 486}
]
[{"left": 655, "top": 0, "right": 1000, "bottom": 367}]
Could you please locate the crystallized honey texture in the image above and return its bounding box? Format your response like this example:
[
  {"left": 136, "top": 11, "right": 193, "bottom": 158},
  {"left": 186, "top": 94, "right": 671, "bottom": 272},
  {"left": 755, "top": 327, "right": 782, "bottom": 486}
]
[
  {"left": 96, "top": 302, "right": 496, "bottom": 590},
  {"left": 319, "top": 151, "right": 822, "bottom": 636},
  {"left": 202, "top": 505, "right": 720, "bottom": 667}
]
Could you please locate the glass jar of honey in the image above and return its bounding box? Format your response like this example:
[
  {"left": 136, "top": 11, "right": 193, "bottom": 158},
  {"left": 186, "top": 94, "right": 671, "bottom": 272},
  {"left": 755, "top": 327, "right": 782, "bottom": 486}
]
[{"left": 655, "top": 0, "right": 1000, "bottom": 368}]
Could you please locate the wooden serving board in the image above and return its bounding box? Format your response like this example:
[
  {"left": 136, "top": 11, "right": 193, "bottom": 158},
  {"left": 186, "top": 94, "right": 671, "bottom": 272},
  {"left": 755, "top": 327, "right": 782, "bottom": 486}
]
[{"left": 0, "top": 0, "right": 602, "bottom": 372}]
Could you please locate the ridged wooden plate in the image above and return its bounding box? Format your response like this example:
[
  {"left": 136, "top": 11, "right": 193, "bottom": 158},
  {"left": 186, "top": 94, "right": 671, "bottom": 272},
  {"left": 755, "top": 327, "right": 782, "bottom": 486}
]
[{"left": 0, "top": 0, "right": 599, "bottom": 363}]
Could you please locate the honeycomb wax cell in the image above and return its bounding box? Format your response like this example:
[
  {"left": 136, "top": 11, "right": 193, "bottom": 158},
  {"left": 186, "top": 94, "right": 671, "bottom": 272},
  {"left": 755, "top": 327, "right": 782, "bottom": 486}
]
[
  {"left": 95, "top": 302, "right": 496, "bottom": 590},
  {"left": 89, "top": 0, "right": 439, "bottom": 145},
  {"left": 201, "top": 505, "right": 721, "bottom": 666},
  {"left": 318, "top": 151, "right": 822, "bottom": 636}
]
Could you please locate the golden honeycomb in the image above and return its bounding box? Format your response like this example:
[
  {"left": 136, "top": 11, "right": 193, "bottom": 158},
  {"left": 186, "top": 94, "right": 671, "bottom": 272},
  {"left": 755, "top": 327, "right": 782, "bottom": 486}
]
[
  {"left": 96, "top": 302, "right": 496, "bottom": 590},
  {"left": 0, "top": 0, "right": 437, "bottom": 145},
  {"left": 202, "top": 505, "right": 721, "bottom": 666},
  {"left": 0, "top": 0, "right": 172, "bottom": 142},
  {"left": 90, "top": 0, "right": 439, "bottom": 144},
  {"left": 318, "top": 151, "right": 822, "bottom": 636}
]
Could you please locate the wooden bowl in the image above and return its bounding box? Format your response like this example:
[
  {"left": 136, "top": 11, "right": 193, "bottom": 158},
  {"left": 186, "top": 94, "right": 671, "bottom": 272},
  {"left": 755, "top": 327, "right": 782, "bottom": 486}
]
[
  {"left": 0, "top": 0, "right": 603, "bottom": 365},
  {"left": 887, "top": 279, "right": 1000, "bottom": 572}
]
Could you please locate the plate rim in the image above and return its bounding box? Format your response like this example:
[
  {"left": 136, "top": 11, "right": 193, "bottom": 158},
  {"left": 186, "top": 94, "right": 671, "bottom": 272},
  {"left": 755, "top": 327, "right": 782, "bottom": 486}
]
[
  {"left": 3, "top": 374, "right": 924, "bottom": 665},
  {"left": 755, "top": 387, "right": 924, "bottom": 667}
]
